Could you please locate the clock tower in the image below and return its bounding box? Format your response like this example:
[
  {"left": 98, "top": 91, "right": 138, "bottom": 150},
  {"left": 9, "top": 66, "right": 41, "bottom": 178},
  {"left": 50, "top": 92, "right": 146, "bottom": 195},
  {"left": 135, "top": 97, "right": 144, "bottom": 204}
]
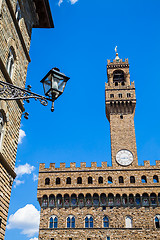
[{"left": 105, "top": 49, "right": 137, "bottom": 168}]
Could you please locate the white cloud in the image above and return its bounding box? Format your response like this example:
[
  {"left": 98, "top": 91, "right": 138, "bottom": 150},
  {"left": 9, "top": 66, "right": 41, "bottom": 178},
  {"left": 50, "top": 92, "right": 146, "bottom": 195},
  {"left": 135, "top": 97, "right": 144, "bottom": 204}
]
[
  {"left": 58, "top": 0, "right": 78, "bottom": 6},
  {"left": 14, "top": 163, "right": 36, "bottom": 188},
  {"left": 33, "top": 173, "right": 38, "bottom": 182},
  {"left": 14, "top": 179, "right": 24, "bottom": 188},
  {"left": 7, "top": 204, "right": 40, "bottom": 237},
  {"left": 58, "top": 0, "right": 63, "bottom": 6},
  {"left": 15, "top": 163, "right": 35, "bottom": 177},
  {"left": 29, "top": 238, "right": 38, "bottom": 240},
  {"left": 70, "top": 0, "right": 78, "bottom": 4},
  {"left": 18, "top": 129, "right": 26, "bottom": 144}
]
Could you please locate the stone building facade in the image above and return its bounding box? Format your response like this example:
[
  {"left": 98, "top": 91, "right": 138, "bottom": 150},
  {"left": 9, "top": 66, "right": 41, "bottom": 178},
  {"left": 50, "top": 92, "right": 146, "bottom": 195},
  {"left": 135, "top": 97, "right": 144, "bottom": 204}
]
[
  {"left": 37, "top": 53, "right": 160, "bottom": 240},
  {"left": 0, "top": 0, "right": 53, "bottom": 239}
]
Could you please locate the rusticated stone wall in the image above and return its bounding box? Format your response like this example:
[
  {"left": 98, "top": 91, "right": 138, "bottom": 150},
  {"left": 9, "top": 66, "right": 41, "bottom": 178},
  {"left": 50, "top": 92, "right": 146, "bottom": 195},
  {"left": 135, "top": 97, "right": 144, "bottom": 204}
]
[
  {"left": 0, "top": 0, "right": 38, "bottom": 239},
  {"left": 37, "top": 161, "right": 160, "bottom": 240}
]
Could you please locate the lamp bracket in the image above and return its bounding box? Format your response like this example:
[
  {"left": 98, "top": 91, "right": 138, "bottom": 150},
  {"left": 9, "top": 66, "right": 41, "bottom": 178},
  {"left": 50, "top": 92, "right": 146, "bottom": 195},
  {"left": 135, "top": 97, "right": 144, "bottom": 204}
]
[{"left": 0, "top": 80, "right": 50, "bottom": 107}]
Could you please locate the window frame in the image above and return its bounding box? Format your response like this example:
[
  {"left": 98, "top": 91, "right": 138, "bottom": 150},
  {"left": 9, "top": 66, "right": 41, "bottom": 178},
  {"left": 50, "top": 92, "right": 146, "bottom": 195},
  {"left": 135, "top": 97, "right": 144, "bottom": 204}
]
[
  {"left": 0, "top": 111, "right": 5, "bottom": 149},
  {"left": 67, "top": 215, "right": 75, "bottom": 228},
  {"left": 125, "top": 216, "right": 132, "bottom": 228},
  {"left": 103, "top": 216, "right": 109, "bottom": 228},
  {"left": 45, "top": 177, "right": 50, "bottom": 185},
  {"left": 15, "top": 0, "right": 21, "bottom": 24},
  {"left": 77, "top": 177, "right": 82, "bottom": 184},
  {"left": 85, "top": 215, "right": 93, "bottom": 228},
  {"left": 88, "top": 176, "right": 93, "bottom": 184},
  {"left": 56, "top": 177, "right": 60, "bottom": 185},
  {"left": 6, "top": 48, "right": 15, "bottom": 79},
  {"left": 49, "top": 216, "right": 58, "bottom": 229},
  {"left": 155, "top": 215, "right": 160, "bottom": 228}
]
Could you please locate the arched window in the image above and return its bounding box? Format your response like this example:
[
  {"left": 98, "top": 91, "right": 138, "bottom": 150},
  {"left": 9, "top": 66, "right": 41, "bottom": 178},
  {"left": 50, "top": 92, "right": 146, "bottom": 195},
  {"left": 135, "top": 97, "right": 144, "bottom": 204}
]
[
  {"left": 108, "top": 193, "right": 114, "bottom": 206},
  {"left": 129, "top": 194, "right": 134, "bottom": 205},
  {"left": 115, "top": 194, "right": 121, "bottom": 206},
  {"left": 153, "top": 175, "right": 159, "bottom": 183},
  {"left": 56, "top": 177, "right": 60, "bottom": 185},
  {"left": 88, "top": 176, "right": 93, "bottom": 184},
  {"left": 100, "top": 193, "right": 106, "bottom": 206},
  {"left": 142, "top": 193, "right": 149, "bottom": 206},
  {"left": 103, "top": 216, "right": 109, "bottom": 228},
  {"left": 54, "top": 217, "right": 58, "bottom": 228},
  {"left": 141, "top": 176, "right": 147, "bottom": 183},
  {"left": 85, "top": 215, "right": 93, "bottom": 228},
  {"left": 150, "top": 193, "right": 157, "bottom": 205},
  {"left": 42, "top": 195, "right": 48, "bottom": 208},
  {"left": 78, "top": 193, "right": 84, "bottom": 207},
  {"left": 135, "top": 194, "right": 141, "bottom": 205},
  {"left": 130, "top": 176, "right": 135, "bottom": 183},
  {"left": 108, "top": 176, "right": 112, "bottom": 184},
  {"left": 158, "top": 193, "right": 160, "bottom": 206},
  {"left": 122, "top": 194, "right": 127, "bottom": 205},
  {"left": 56, "top": 194, "right": 62, "bottom": 207},
  {"left": 86, "top": 193, "right": 92, "bottom": 207},
  {"left": 49, "top": 195, "right": 55, "bottom": 207},
  {"left": 119, "top": 176, "right": 124, "bottom": 183},
  {"left": 49, "top": 217, "right": 53, "bottom": 228},
  {"left": 113, "top": 70, "right": 125, "bottom": 83},
  {"left": 64, "top": 194, "right": 70, "bottom": 207},
  {"left": 15, "top": 0, "right": 21, "bottom": 23},
  {"left": 67, "top": 215, "right": 75, "bottom": 228},
  {"left": 71, "top": 194, "right": 77, "bottom": 207},
  {"left": 155, "top": 215, "right": 160, "bottom": 228},
  {"left": 49, "top": 216, "right": 58, "bottom": 228},
  {"left": 6, "top": 48, "right": 15, "bottom": 78},
  {"left": 45, "top": 178, "right": 50, "bottom": 185},
  {"left": 77, "top": 177, "right": 82, "bottom": 184},
  {"left": 98, "top": 176, "right": 103, "bottom": 184},
  {"left": 125, "top": 216, "right": 132, "bottom": 228},
  {"left": 0, "top": 112, "right": 5, "bottom": 148},
  {"left": 85, "top": 216, "right": 89, "bottom": 228},
  {"left": 93, "top": 193, "right": 99, "bottom": 207},
  {"left": 66, "top": 177, "right": 71, "bottom": 184}
]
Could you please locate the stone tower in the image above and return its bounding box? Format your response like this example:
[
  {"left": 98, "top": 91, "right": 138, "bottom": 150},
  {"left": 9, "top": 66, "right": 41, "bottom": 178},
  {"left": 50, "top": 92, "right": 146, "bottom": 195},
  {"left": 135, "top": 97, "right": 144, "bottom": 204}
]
[
  {"left": 105, "top": 51, "right": 137, "bottom": 167},
  {"left": 37, "top": 52, "right": 160, "bottom": 240},
  {"left": 0, "top": 1, "right": 53, "bottom": 239}
]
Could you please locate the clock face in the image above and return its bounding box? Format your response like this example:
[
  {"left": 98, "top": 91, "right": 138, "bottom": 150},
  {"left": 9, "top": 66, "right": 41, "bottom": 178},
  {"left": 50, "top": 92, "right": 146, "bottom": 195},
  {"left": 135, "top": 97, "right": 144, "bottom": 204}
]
[{"left": 116, "top": 150, "right": 133, "bottom": 166}]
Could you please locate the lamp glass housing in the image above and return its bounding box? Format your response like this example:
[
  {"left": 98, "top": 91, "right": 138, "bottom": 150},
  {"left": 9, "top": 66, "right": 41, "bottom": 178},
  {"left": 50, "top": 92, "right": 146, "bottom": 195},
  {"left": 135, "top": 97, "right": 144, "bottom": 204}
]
[{"left": 41, "top": 68, "right": 69, "bottom": 101}]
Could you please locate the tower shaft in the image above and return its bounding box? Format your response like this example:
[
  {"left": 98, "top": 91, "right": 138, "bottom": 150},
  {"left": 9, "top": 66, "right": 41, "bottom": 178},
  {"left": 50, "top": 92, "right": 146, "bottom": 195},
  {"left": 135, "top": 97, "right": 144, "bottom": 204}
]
[{"left": 105, "top": 56, "right": 137, "bottom": 167}]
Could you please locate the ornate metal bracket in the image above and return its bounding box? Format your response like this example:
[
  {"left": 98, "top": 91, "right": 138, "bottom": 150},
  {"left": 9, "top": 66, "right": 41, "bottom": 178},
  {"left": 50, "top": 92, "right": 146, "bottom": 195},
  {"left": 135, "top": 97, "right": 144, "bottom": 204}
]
[{"left": 0, "top": 80, "right": 54, "bottom": 111}]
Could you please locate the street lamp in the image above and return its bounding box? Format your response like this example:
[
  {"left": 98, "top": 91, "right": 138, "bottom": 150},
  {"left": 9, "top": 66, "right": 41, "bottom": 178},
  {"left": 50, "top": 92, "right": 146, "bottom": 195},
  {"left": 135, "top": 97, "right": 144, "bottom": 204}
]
[
  {"left": 0, "top": 67, "right": 70, "bottom": 113},
  {"left": 41, "top": 67, "right": 70, "bottom": 111}
]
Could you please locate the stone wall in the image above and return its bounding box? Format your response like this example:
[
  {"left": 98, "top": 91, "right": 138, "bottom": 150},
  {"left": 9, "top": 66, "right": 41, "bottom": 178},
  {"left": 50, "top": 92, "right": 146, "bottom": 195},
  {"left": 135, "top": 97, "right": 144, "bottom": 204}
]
[
  {"left": 37, "top": 160, "right": 160, "bottom": 239},
  {"left": 0, "top": 0, "right": 36, "bottom": 238}
]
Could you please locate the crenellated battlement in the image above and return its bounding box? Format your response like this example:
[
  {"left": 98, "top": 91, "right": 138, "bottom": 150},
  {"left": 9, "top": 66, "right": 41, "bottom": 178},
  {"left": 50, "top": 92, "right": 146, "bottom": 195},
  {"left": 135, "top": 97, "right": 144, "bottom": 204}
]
[
  {"left": 39, "top": 161, "right": 108, "bottom": 171},
  {"left": 107, "top": 58, "right": 129, "bottom": 69},
  {"left": 39, "top": 160, "right": 160, "bottom": 172}
]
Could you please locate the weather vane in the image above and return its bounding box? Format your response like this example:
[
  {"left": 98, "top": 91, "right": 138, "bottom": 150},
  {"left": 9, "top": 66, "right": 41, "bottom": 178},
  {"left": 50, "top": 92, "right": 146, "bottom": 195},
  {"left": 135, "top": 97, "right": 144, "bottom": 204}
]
[{"left": 115, "top": 46, "right": 118, "bottom": 53}]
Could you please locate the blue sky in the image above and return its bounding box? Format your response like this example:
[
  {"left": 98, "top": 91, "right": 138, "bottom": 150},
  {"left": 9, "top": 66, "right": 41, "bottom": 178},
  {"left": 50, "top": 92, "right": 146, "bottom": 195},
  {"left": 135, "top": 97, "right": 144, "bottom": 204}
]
[{"left": 5, "top": 0, "right": 160, "bottom": 239}]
